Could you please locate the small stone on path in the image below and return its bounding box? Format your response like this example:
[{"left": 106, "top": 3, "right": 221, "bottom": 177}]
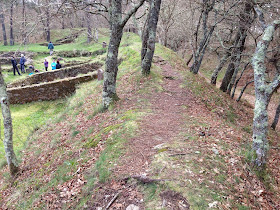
[{"left": 126, "top": 204, "right": 140, "bottom": 210}]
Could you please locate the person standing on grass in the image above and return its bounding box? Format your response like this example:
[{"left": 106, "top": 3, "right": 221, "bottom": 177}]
[
  {"left": 56, "top": 60, "right": 62, "bottom": 69},
  {"left": 19, "top": 54, "right": 26, "bottom": 73},
  {"left": 51, "top": 59, "right": 56, "bottom": 70},
  {"left": 44, "top": 58, "right": 49, "bottom": 71},
  {"left": 11, "top": 56, "right": 21, "bottom": 76},
  {"left": 48, "top": 41, "right": 54, "bottom": 55}
]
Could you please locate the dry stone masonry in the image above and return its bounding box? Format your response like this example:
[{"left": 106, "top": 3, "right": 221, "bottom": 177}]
[{"left": 7, "top": 62, "right": 102, "bottom": 104}]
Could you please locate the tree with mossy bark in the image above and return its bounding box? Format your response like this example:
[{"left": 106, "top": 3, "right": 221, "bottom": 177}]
[
  {"left": 251, "top": 13, "right": 280, "bottom": 169},
  {"left": 141, "top": 0, "right": 161, "bottom": 76},
  {"left": 102, "top": 0, "right": 145, "bottom": 108},
  {"left": 0, "top": 67, "right": 18, "bottom": 176}
]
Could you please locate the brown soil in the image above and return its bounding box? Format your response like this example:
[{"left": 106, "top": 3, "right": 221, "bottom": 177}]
[
  {"left": 89, "top": 60, "right": 196, "bottom": 209},
  {"left": 115, "top": 60, "right": 195, "bottom": 176}
]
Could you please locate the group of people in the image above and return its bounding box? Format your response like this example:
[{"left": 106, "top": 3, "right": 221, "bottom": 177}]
[
  {"left": 11, "top": 41, "right": 62, "bottom": 76},
  {"left": 44, "top": 58, "right": 62, "bottom": 71},
  {"left": 45, "top": 41, "right": 62, "bottom": 70},
  {"left": 11, "top": 54, "right": 26, "bottom": 76}
]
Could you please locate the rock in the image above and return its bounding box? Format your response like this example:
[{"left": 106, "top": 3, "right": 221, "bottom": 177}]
[
  {"left": 212, "top": 148, "right": 219, "bottom": 155},
  {"left": 198, "top": 131, "right": 205, "bottom": 136},
  {"left": 153, "top": 143, "right": 168, "bottom": 150},
  {"left": 208, "top": 201, "right": 218, "bottom": 208},
  {"left": 126, "top": 204, "right": 140, "bottom": 210},
  {"left": 98, "top": 69, "right": 104, "bottom": 81}
]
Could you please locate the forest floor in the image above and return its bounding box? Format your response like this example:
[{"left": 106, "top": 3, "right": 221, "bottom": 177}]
[
  {"left": 0, "top": 35, "right": 279, "bottom": 209},
  {"left": 198, "top": 71, "right": 279, "bottom": 127}
]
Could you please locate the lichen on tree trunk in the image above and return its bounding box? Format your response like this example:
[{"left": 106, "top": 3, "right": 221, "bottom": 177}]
[
  {"left": 251, "top": 21, "right": 280, "bottom": 169},
  {"left": 141, "top": 0, "right": 161, "bottom": 76},
  {"left": 102, "top": 0, "right": 145, "bottom": 108},
  {"left": 102, "top": 1, "right": 122, "bottom": 108},
  {"left": 0, "top": 67, "right": 18, "bottom": 176}
]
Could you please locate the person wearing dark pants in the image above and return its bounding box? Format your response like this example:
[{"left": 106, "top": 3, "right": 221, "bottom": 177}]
[
  {"left": 19, "top": 54, "right": 26, "bottom": 73},
  {"left": 44, "top": 58, "right": 49, "bottom": 71},
  {"left": 11, "top": 56, "right": 21, "bottom": 76}
]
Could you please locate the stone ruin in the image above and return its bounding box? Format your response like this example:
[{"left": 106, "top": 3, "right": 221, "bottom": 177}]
[
  {"left": 0, "top": 51, "right": 34, "bottom": 66},
  {"left": 56, "top": 48, "right": 106, "bottom": 58},
  {"left": 7, "top": 62, "right": 103, "bottom": 104}
]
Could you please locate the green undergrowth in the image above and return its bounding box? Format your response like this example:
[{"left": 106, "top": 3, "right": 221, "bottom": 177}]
[
  {"left": 0, "top": 99, "right": 67, "bottom": 164},
  {"left": 93, "top": 109, "right": 144, "bottom": 183}
]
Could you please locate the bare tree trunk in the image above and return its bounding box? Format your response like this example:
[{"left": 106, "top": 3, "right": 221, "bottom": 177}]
[
  {"left": 211, "top": 51, "right": 230, "bottom": 84},
  {"left": 141, "top": 0, "right": 161, "bottom": 76},
  {"left": 0, "top": 67, "right": 18, "bottom": 176},
  {"left": 141, "top": 8, "right": 150, "bottom": 62},
  {"left": 61, "top": 15, "right": 65, "bottom": 29},
  {"left": 271, "top": 101, "right": 280, "bottom": 130},
  {"left": 0, "top": 3, "right": 8, "bottom": 46},
  {"left": 46, "top": 5, "right": 51, "bottom": 42},
  {"left": 220, "top": 1, "right": 253, "bottom": 92},
  {"left": 190, "top": 0, "right": 215, "bottom": 74},
  {"left": 227, "top": 51, "right": 242, "bottom": 94},
  {"left": 191, "top": 26, "right": 215, "bottom": 74},
  {"left": 186, "top": 54, "right": 193, "bottom": 66},
  {"left": 85, "top": 10, "right": 92, "bottom": 43},
  {"left": 220, "top": 29, "right": 247, "bottom": 92},
  {"left": 10, "top": 1, "right": 14, "bottom": 46},
  {"left": 22, "top": 0, "right": 27, "bottom": 44},
  {"left": 94, "top": 28, "right": 98, "bottom": 42},
  {"left": 231, "top": 62, "right": 250, "bottom": 98},
  {"left": 236, "top": 80, "right": 253, "bottom": 102}
]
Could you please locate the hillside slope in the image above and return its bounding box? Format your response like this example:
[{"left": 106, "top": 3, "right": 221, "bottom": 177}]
[{"left": 0, "top": 34, "right": 279, "bottom": 209}]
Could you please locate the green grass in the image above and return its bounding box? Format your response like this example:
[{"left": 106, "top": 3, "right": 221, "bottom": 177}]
[
  {"left": 0, "top": 44, "right": 47, "bottom": 53},
  {"left": 0, "top": 99, "right": 67, "bottom": 162},
  {"left": 0, "top": 28, "right": 109, "bottom": 54}
]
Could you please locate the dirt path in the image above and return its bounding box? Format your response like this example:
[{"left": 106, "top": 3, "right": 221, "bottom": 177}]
[
  {"left": 90, "top": 60, "right": 199, "bottom": 209},
  {"left": 115, "top": 60, "right": 193, "bottom": 176}
]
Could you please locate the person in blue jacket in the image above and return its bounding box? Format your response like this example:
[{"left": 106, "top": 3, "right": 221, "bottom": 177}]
[
  {"left": 51, "top": 59, "right": 56, "bottom": 70},
  {"left": 11, "top": 56, "right": 21, "bottom": 76},
  {"left": 48, "top": 41, "right": 54, "bottom": 55},
  {"left": 19, "top": 54, "right": 26, "bottom": 73}
]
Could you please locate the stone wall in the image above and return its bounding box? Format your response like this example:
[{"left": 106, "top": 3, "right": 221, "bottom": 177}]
[
  {"left": 56, "top": 49, "right": 106, "bottom": 58},
  {"left": 0, "top": 57, "right": 11, "bottom": 65},
  {"left": 8, "top": 72, "right": 98, "bottom": 104},
  {"left": 0, "top": 51, "right": 34, "bottom": 65},
  {"left": 8, "top": 62, "right": 102, "bottom": 88}
]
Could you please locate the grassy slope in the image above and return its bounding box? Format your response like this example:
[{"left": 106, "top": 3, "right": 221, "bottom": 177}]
[
  {"left": 0, "top": 100, "right": 67, "bottom": 163},
  {"left": 0, "top": 28, "right": 109, "bottom": 53},
  {"left": 0, "top": 28, "right": 108, "bottom": 160},
  {"left": 0, "top": 32, "right": 279, "bottom": 209}
]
